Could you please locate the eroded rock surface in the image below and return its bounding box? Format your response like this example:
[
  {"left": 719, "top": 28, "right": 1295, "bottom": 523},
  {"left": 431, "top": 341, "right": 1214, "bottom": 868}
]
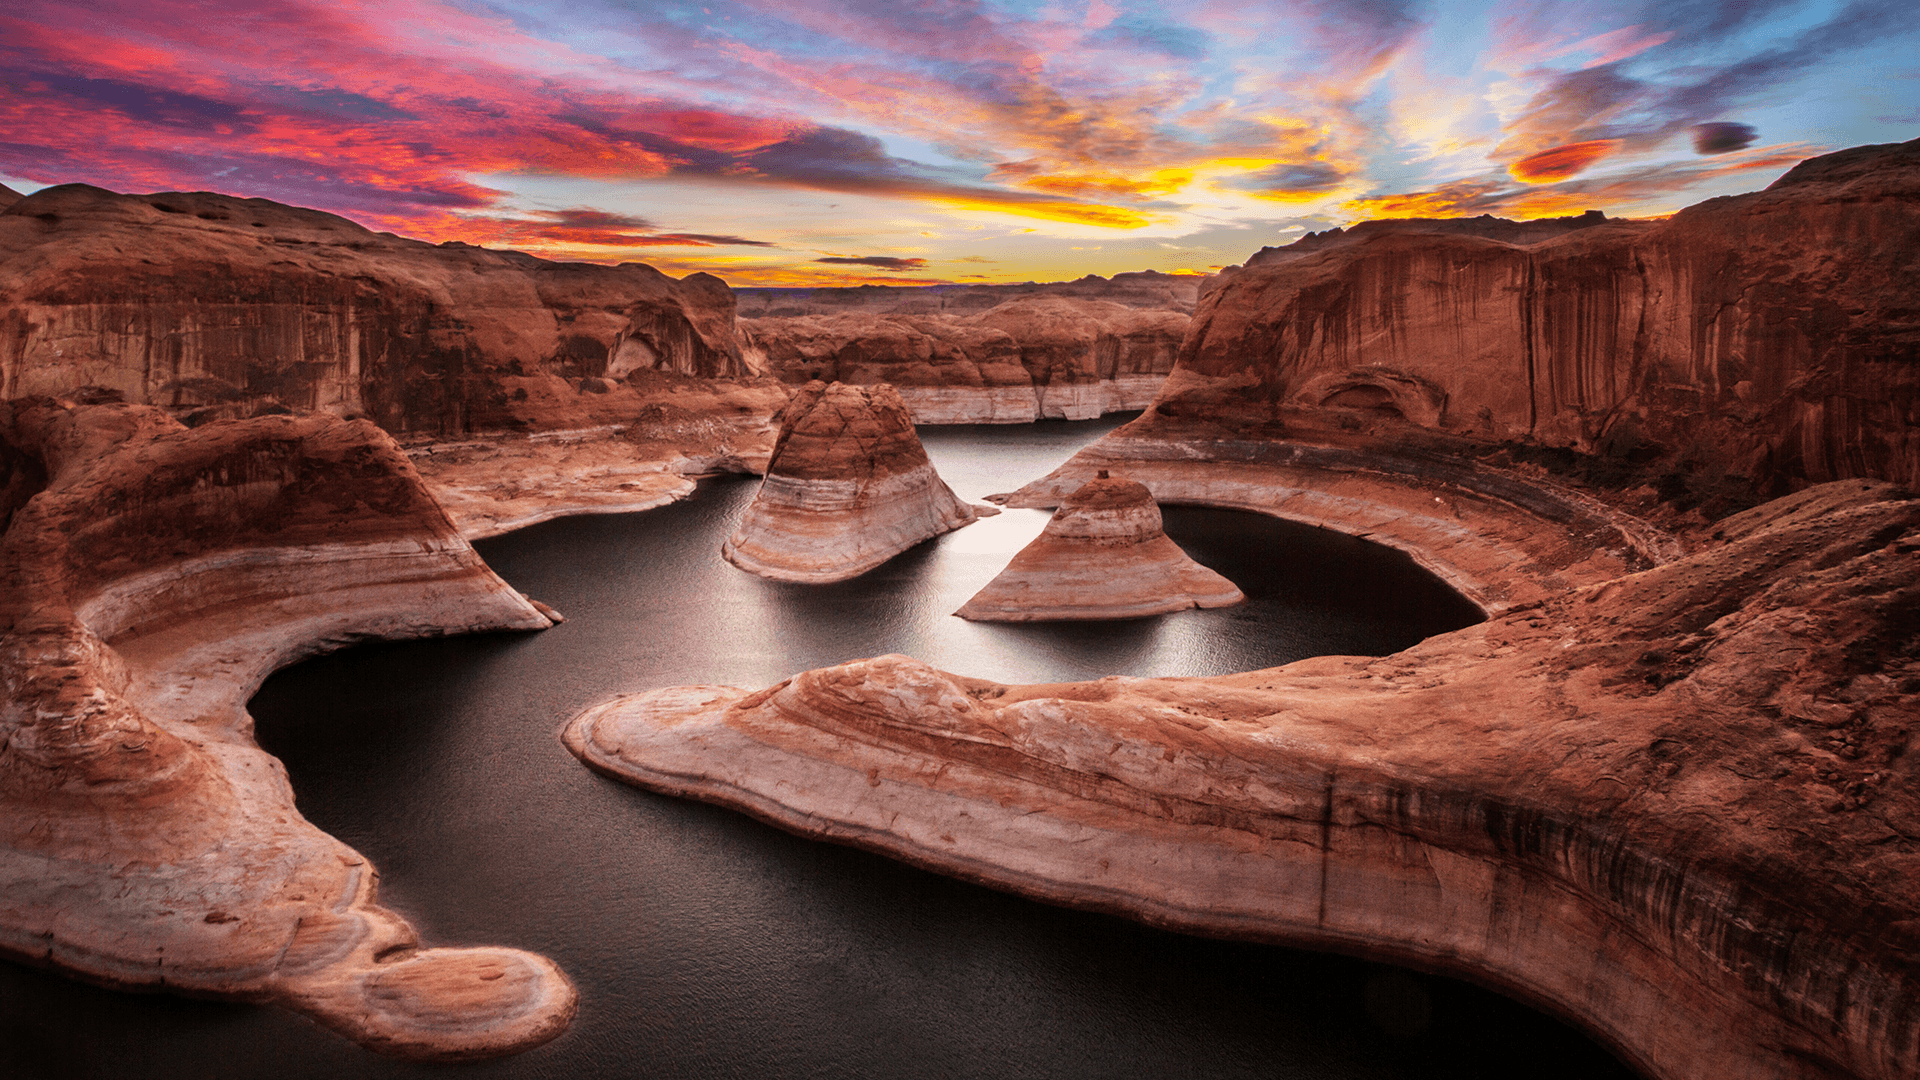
[
  {"left": 0, "top": 398, "right": 575, "bottom": 1059},
  {"left": 1182, "top": 138, "right": 1920, "bottom": 493},
  {"left": 570, "top": 479, "right": 1920, "bottom": 1080},
  {"left": 0, "top": 184, "right": 762, "bottom": 435},
  {"left": 743, "top": 297, "right": 1187, "bottom": 423},
  {"left": 722, "top": 381, "right": 980, "bottom": 582},
  {"left": 956, "top": 473, "right": 1242, "bottom": 620},
  {"left": 734, "top": 270, "right": 1202, "bottom": 317}
]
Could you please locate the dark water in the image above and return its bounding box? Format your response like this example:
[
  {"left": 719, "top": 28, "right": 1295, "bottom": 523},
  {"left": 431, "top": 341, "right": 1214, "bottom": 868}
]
[{"left": 0, "top": 417, "right": 1638, "bottom": 1079}]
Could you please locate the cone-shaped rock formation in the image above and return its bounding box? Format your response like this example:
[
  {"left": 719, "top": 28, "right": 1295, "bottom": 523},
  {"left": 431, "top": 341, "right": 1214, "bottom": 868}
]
[
  {"left": 722, "top": 381, "right": 978, "bottom": 583},
  {"left": 957, "top": 473, "right": 1242, "bottom": 620}
]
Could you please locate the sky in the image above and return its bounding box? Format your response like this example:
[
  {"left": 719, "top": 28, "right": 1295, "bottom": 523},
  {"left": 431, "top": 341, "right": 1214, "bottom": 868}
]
[{"left": 2, "top": 0, "right": 1916, "bottom": 286}]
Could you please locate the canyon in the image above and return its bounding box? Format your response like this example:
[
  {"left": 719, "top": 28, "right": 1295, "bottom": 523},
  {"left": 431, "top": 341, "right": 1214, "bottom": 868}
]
[{"left": 2, "top": 137, "right": 1918, "bottom": 1077}]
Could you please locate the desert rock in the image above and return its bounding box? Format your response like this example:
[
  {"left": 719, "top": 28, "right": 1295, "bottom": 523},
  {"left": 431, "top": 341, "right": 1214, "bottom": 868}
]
[
  {"left": 569, "top": 479, "right": 1920, "bottom": 1080},
  {"left": 0, "top": 184, "right": 764, "bottom": 435},
  {"left": 1177, "top": 137, "right": 1920, "bottom": 494},
  {"left": 743, "top": 297, "right": 1188, "bottom": 423},
  {"left": 956, "top": 473, "right": 1242, "bottom": 620},
  {"left": 0, "top": 398, "right": 576, "bottom": 1059},
  {"left": 722, "top": 381, "right": 980, "bottom": 583}
]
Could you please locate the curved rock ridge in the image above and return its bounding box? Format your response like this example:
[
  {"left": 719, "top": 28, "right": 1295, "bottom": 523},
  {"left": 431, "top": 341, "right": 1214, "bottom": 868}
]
[
  {"left": 742, "top": 298, "right": 1187, "bottom": 423},
  {"left": 722, "top": 381, "right": 981, "bottom": 583},
  {"left": 956, "top": 473, "right": 1243, "bottom": 620},
  {"left": 997, "top": 391, "right": 1679, "bottom": 615},
  {"left": 566, "top": 479, "right": 1920, "bottom": 1080},
  {"left": 1180, "top": 138, "right": 1920, "bottom": 494},
  {"left": 0, "top": 183, "right": 764, "bottom": 435},
  {"left": 0, "top": 398, "right": 576, "bottom": 1059}
]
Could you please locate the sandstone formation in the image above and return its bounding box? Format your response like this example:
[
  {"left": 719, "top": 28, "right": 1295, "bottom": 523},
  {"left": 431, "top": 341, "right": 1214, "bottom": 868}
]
[
  {"left": 722, "top": 381, "right": 981, "bottom": 583},
  {"left": 955, "top": 473, "right": 1243, "bottom": 620},
  {"left": 567, "top": 478, "right": 1920, "bottom": 1080},
  {"left": 0, "top": 184, "right": 765, "bottom": 436},
  {"left": 1178, "top": 137, "right": 1920, "bottom": 494},
  {"left": 734, "top": 270, "right": 1202, "bottom": 317},
  {"left": 743, "top": 298, "right": 1188, "bottom": 423},
  {"left": 0, "top": 398, "right": 575, "bottom": 1059},
  {"left": 0, "top": 183, "right": 20, "bottom": 211},
  {"left": 407, "top": 374, "right": 789, "bottom": 538}
]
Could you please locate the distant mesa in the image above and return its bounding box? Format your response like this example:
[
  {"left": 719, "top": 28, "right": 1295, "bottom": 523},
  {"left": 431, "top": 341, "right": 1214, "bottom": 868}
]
[
  {"left": 721, "top": 381, "right": 980, "bottom": 583},
  {"left": 956, "top": 471, "right": 1242, "bottom": 621}
]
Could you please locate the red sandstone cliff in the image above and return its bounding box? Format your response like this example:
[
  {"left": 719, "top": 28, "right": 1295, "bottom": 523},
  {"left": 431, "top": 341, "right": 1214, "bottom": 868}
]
[
  {"left": 0, "top": 185, "right": 761, "bottom": 436},
  {"left": 1175, "top": 138, "right": 1920, "bottom": 494},
  {"left": 744, "top": 298, "right": 1188, "bottom": 422}
]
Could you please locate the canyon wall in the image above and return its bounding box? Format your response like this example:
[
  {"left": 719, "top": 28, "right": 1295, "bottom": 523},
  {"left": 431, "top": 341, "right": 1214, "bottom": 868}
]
[
  {"left": 734, "top": 269, "right": 1202, "bottom": 317},
  {"left": 1178, "top": 137, "right": 1920, "bottom": 494},
  {"left": 0, "top": 185, "right": 763, "bottom": 436},
  {"left": 744, "top": 298, "right": 1188, "bottom": 422},
  {"left": 571, "top": 478, "right": 1920, "bottom": 1080},
  {"left": 0, "top": 398, "right": 575, "bottom": 1058}
]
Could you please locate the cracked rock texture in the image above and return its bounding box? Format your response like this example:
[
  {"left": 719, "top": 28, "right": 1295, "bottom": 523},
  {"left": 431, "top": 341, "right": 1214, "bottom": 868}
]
[
  {"left": 956, "top": 474, "right": 1242, "bottom": 620},
  {"left": 722, "top": 381, "right": 980, "bottom": 582},
  {"left": 0, "top": 397, "right": 575, "bottom": 1059}
]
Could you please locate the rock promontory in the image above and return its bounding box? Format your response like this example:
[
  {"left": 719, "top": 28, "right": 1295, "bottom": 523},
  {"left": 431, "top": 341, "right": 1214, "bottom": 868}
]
[
  {"left": 721, "top": 381, "right": 980, "bottom": 582},
  {"left": 0, "top": 397, "right": 576, "bottom": 1059},
  {"left": 956, "top": 473, "right": 1242, "bottom": 620},
  {"left": 569, "top": 479, "right": 1920, "bottom": 1080}
]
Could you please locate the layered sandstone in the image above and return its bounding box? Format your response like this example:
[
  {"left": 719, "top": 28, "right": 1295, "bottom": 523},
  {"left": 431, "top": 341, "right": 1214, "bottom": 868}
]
[
  {"left": 0, "top": 398, "right": 575, "bottom": 1059},
  {"left": 568, "top": 479, "right": 1920, "bottom": 1080},
  {"left": 722, "top": 382, "right": 981, "bottom": 583},
  {"left": 742, "top": 298, "right": 1188, "bottom": 423},
  {"left": 734, "top": 270, "right": 1202, "bottom": 317},
  {"left": 1178, "top": 137, "right": 1920, "bottom": 494},
  {"left": 407, "top": 374, "right": 789, "bottom": 539},
  {"left": 956, "top": 473, "right": 1242, "bottom": 620},
  {"left": 0, "top": 184, "right": 764, "bottom": 436}
]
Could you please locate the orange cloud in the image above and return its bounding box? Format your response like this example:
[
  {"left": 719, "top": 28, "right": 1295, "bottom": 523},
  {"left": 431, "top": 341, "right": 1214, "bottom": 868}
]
[
  {"left": 1508, "top": 140, "right": 1619, "bottom": 183},
  {"left": 1343, "top": 143, "right": 1819, "bottom": 222}
]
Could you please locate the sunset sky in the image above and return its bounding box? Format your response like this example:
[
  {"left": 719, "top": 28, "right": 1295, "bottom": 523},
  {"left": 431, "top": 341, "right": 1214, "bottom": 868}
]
[{"left": 3, "top": 0, "right": 1916, "bottom": 285}]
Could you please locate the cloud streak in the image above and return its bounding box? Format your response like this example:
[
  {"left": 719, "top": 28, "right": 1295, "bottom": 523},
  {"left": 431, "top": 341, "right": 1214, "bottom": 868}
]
[{"left": 0, "top": 0, "right": 1910, "bottom": 284}]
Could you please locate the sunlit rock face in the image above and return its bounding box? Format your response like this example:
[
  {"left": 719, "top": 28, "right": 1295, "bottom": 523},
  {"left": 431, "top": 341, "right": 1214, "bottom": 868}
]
[
  {"left": 956, "top": 474, "right": 1242, "bottom": 621},
  {"left": 1182, "top": 137, "right": 1920, "bottom": 494},
  {"left": 742, "top": 297, "right": 1188, "bottom": 423},
  {"left": 571, "top": 479, "right": 1920, "bottom": 1080},
  {"left": 734, "top": 270, "right": 1202, "bottom": 317},
  {"left": 721, "top": 381, "right": 980, "bottom": 583},
  {"left": 0, "top": 185, "right": 760, "bottom": 435},
  {"left": 0, "top": 397, "right": 575, "bottom": 1059}
]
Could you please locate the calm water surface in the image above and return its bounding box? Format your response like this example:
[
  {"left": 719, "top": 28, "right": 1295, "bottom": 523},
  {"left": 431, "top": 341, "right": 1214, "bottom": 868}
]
[{"left": 0, "top": 416, "right": 1639, "bottom": 1079}]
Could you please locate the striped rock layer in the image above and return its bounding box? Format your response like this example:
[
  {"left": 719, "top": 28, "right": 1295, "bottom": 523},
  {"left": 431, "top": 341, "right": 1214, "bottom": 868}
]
[
  {"left": 957, "top": 474, "right": 1242, "bottom": 620},
  {"left": 722, "top": 381, "right": 978, "bottom": 583}
]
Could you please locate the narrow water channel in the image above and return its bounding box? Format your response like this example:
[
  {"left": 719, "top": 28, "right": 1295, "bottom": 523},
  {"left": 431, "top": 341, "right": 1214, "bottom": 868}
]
[{"left": 0, "top": 416, "right": 1638, "bottom": 1079}]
